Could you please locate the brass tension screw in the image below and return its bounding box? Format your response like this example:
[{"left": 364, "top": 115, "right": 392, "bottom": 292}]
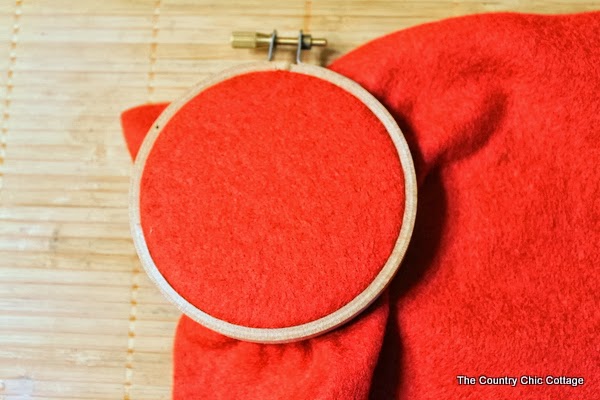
[{"left": 231, "top": 31, "right": 327, "bottom": 50}]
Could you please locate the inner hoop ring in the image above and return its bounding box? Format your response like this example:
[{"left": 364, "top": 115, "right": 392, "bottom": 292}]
[{"left": 129, "top": 61, "right": 418, "bottom": 343}]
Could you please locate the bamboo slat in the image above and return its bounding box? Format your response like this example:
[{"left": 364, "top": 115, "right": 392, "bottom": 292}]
[{"left": 0, "top": 0, "right": 597, "bottom": 399}]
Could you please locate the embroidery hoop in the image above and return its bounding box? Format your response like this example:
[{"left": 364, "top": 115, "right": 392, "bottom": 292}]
[{"left": 129, "top": 34, "right": 417, "bottom": 344}]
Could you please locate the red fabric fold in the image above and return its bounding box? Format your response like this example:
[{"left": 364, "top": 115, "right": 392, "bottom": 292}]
[
  {"left": 173, "top": 297, "right": 388, "bottom": 400},
  {"left": 121, "top": 103, "right": 168, "bottom": 159},
  {"left": 121, "top": 12, "right": 600, "bottom": 399}
]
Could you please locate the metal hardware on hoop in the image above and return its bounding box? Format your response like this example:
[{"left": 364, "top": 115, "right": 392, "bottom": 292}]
[{"left": 231, "top": 30, "right": 327, "bottom": 63}]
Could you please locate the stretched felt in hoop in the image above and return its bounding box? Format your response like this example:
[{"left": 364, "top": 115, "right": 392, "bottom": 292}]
[{"left": 129, "top": 62, "right": 417, "bottom": 342}]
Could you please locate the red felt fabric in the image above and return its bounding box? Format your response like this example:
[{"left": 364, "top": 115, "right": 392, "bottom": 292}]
[
  {"left": 121, "top": 103, "right": 168, "bottom": 159},
  {"left": 138, "top": 71, "right": 405, "bottom": 328},
  {"left": 121, "top": 11, "right": 600, "bottom": 400}
]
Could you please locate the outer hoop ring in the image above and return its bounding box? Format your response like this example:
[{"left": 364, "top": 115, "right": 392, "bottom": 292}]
[{"left": 129, "top": 61, "right": 417, "bottom": 343}]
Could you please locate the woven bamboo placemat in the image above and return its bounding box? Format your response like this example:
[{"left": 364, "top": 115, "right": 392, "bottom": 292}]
[{"left": 0, "top": 1, "right": 597, "bottom": 399}]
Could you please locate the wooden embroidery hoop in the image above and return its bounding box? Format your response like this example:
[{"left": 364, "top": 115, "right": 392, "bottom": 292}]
[{"left": 129, "top": 41, "right": 417, "bottom": 344}]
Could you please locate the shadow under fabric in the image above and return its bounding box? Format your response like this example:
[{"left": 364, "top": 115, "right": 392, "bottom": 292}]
[{"left": 121, "top": 12, "right": 600, "bottom": 400}]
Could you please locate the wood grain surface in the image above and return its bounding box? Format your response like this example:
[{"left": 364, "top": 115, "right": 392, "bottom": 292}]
[{"left": 0, "top": 1, "right": 597, "bottom": 399}]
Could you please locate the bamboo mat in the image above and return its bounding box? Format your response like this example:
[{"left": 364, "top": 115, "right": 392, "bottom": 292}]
[{"left": 0, "top": 1, "right": 598, "bottom": 399}]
